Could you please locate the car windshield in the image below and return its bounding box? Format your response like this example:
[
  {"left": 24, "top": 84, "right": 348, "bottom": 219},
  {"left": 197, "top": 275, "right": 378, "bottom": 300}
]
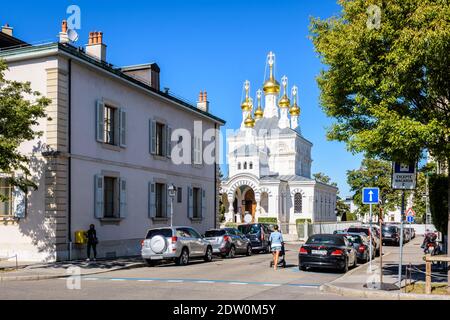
[
  {"left": 306, "top": 235, "right": 344, "bottom": 245},
  {"left": 345, "top": 235, "right": 362, "bottom": 244},
  {"left": 238, "top": 224, "right": 261, "bottom": 235},
  {"left": 382, "top": 226, "right": 397, "bottom": 232},
  {"left": 347, "top": 228, "right": 370, "bottom": 236},
  {"left": 146, "top": 229, "right": 173, "bottom": 239},
  {"left": 205, "top": 230, "right": 226, "bottom": 237}
]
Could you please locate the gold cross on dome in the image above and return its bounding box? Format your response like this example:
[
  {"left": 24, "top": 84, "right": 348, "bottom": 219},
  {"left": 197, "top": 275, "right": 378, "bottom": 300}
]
[{"left": 268, "top": 51, "right": 275, "bottom": 67}]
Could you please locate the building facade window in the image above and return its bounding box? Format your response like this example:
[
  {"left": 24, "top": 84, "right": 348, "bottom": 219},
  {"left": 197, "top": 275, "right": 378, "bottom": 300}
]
[
  {"left": 249, "top": 162, "right": 253, "bottom": 170},
  {"left": 193, "top": 187, "right": 201, "bottom": 218},
  {"left": 238, "top": 163, "right": 241, "bottom": 170},
  {"left": 155, "top": 122, "right": 165, "bottom": 156},
  {"left": 177, "top": 187, "right": 183, "bottom": 203},
  {"left": 155, "top": 183, "right": 167, "bottom": 218},
  {"left": 0, "top": 178, "right": 13, "bottom": 217},
  {"left": 294, "top": 193, "right": 303, "bottom": 214},
  {"left": 244, "top": 162, "right": 247, "bottom": 170},
  {"left": 104, "top": 105, "right": 116, "bottom": 145},
  {"left": 104, "top": 177, "right": 118, "bottom": 218}
]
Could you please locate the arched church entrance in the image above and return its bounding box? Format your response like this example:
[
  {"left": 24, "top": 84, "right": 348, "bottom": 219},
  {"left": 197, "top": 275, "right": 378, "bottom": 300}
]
[{"left": 243, "top": 188, "right": 256, "bottom": 223}]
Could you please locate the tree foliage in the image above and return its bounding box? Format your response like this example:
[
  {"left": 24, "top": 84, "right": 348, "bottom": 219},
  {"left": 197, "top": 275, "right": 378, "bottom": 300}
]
[
  {"left": 429, "top": 174, "right": 448, "bottom": 235},
  {"left": 0, "top": 59, "right": 50, "bottom": 193},
  {"left": 313, "top": 172, "right": 338, "bottom": 188}
]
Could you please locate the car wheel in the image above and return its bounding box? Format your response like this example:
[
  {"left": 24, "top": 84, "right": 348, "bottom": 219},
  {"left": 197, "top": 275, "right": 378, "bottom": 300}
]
[
  {"left": 176, "top": 248, "right": 189, "bottom": 266},
  {"left": 353, "top": 256, "right": 357, "bottom": 268},
  {"left": 246, "top": 245, "right": 252, "bottom": 256},
  {"left": 227, "top": 246, "right": 236, "bottom": 259},
  {"left": 341, "top": 259, "right": 349, "bottom": 273},
  {"left": 204, "top": 247, "right": 213, "bottom": 262},
  {"left": 299, "top": 265, "right": 307, "bottom": 271}
]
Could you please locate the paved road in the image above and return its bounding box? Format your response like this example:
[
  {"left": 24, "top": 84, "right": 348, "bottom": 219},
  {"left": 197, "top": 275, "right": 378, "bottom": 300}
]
[{"left": 1, "top": 239, "right": 418, "bottom": 300}]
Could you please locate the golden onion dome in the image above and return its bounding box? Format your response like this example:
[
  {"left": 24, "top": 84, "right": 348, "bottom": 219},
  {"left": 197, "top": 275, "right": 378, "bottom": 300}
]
[
  {"left": 241, "top": 80, "right": 253, "bottom": 111},
  {"left": 254, "top": 89, "right": 264, "bottom": 119},
  {"left": 263, "top": 51, "right": 280, "bottom": 95},
  {"left": 290, "top": 85, "right": 301, "bottom": 116},
  {"left": 244, "top": 113, "right": 255, "bottom": 128},
  {"left": 278, "top": 75, "right": 290, "bottom": 108}
]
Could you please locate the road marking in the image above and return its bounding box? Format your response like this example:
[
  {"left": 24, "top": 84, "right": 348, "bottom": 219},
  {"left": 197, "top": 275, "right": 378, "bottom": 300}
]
[
  {"left": 167, "top": 280, "right": 184, "bottom": 283},
  {"left": 137, "top": 279, "right": 154, "bottom": 282},
  {"left": 83, "top": 278, "right": 99, "bottom": 281},
  {"left": 196, "top": 280, "right": 215, "bottom": 284},
  {"left": 110, "top": 279, "right": 126, "bottom": 281},
  {"left": 229, "top": 282, "right": 248, "bottom": 285},
  {"left": 263, "top": 283, "right": 281, "bottom": 287}
]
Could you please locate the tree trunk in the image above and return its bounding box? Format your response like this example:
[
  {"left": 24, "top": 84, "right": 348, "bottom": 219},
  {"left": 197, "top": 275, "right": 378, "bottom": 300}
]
[{"left": 447, "top": 161, "right": 450, "bottom": 293}]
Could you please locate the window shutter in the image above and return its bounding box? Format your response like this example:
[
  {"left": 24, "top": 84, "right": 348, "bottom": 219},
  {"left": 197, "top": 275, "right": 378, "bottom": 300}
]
[
  {"left": 96, "top": 100, "right": 105, "bottom": 142},
  {"left": 119, "top": 178, "right": 127, "bottom": 218},
  {"left": 13, "top": 186, "right": 26, "bottom": 219},
  {"left": 94, "top": 175, "right": 104, "bottom": 219},
  {"left": 119, "top": 108, "right": 127, "bottom": 148},
  {"left": 201, "top": 188, "right": 206, "bottom": 219},
  {"left": 149, "top": 120, "right": 156, "bottom": 155},
  {"left": 166, "top": 126, "right": 172, "bottom": 159},
  {"left": 148, "top": 182, "right": 156, "bottom": 218},
  {"left": 187, "top": 187, "right": 193, "bottom": 219},
  {"left": 193, "top": 136, "right": 203, "bottom": 165}
]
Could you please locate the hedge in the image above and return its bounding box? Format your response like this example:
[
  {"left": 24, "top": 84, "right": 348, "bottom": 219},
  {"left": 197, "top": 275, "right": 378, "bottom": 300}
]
[
  {"left": 258, "top": 217, "right": 278, "bottom": 224},
  {"left": 296, "top": 218, "right": 312, "bottom": 225}
]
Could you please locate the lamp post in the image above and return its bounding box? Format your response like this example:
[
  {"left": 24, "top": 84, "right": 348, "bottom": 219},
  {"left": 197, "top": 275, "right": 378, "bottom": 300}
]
[
  {"left": 168, "top": 184, "right": 176, "bottom": 227},
  {"left": 335, "top": 208, "right": 339, "bottom": 233}
]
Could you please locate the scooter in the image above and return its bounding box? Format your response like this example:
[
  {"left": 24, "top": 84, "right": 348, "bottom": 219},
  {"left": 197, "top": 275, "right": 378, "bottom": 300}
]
[{"left": 269, "top": 243, "right": 287, "bottom": 268}]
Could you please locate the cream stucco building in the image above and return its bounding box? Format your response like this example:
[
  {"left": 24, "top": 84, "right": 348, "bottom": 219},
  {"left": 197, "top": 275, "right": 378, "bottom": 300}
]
[
  {"left": 221, "top": 52, "right": 338, "bottom": 239},
  {"left": 0, "top": 22, "right": 224, "bottom": 262}
]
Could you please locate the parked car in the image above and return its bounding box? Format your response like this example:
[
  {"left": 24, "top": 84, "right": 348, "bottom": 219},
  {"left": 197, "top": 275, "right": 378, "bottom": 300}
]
[
  {"left": 404, "top": 228, "right": 411, "bottom": 243},
  {"left": 237, "top": 223, "right": 272, "bottom": 253},
  {"left": 408, "top": 227, "right": 416, "bottom": 239},
  {"left": 204, "top": 228, "right": 252, "bottom": 258},
  {"left": 141, "top": 226, "right": 213, "bottom": 266},
  {"left": 381, "top": 225, "right": 401, "bottom": 246},
  {"left": 299, "top": 234, "right": 357, "bottom": 273},
  {"left": 347, "top": 226, "right": 380, "bottom": 255},
  {"left": 333, "top": 229, "right": 348, "bottom": 235},
  {"left": 342, "top": 233, "right": 373, "bottom": 263}
]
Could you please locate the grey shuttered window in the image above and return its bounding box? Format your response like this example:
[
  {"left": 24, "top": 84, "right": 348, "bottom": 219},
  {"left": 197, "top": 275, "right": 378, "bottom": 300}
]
[
  {"left": 148, "top": 182, "right": 156, "bottom": 218},
  {"left": 201, "top": 188, "right": 206, "bottom": 219},
  {"left": 149, "top": 120, "right": 157, "bottom": 155},
  {"left": 96, "top": 100, "right": 105, "bottom": 142},
  {"left": 94, "top": 175, "right": 104, "bottom": 218},
  {"left": 187, "top": 187, "right": 193, "bottom": 219},
  {"left": 119, "top": 178, "right": 127, "bottom": 218},
  {"left": 119, "top": 108, "right": 127, "bottom": 148}
]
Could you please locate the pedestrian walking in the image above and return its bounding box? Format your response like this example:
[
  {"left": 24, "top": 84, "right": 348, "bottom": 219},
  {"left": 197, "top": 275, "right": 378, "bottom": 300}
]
[
  {"left": 86, "top": 224, "right": 98, "bottom": 261},
  {"left": 269, "top": 225, "right": 284, "bottom": 270}
]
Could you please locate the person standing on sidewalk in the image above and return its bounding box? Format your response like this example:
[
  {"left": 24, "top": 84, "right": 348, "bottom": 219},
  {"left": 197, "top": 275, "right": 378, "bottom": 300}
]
[
  {"left": 86, "top": 224, "right": 98, "bottom": 261},
  {"left": 269, "top": 225, "right": 284, "bottom": 270}
]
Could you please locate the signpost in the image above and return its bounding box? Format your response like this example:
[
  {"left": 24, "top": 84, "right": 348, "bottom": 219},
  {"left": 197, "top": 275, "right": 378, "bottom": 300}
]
[
  {"left": 362, "top": 187, "right": 380, "bottom": 272},
  {"left": 392, "top": 162, "right": 417, "bottom": 288}
]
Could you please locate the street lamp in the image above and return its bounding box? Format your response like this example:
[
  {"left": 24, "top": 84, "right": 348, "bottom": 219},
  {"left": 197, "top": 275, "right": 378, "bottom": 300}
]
[
  {"left": 335, "top": 207, "right": 339, "bottom": 233},
  {"left": 168, "top": 184, "right": 176, "bottom": 227}
]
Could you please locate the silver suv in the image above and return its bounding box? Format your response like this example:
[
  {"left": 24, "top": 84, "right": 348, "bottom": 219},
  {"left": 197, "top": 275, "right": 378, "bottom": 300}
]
[
  {"left": 141, "top": 226, "right": 213, "bottom": 266},
  {"left": 204, "top": 228, "right": 252, "bottom": 258}
]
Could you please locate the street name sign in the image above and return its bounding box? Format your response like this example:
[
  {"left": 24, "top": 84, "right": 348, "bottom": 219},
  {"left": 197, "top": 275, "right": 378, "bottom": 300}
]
[
  {"left": 392, "top": 162, "right": 417, "bottom": 190},
  {"left": 362, "top": 187, "right": 380, "bottom": 205}
]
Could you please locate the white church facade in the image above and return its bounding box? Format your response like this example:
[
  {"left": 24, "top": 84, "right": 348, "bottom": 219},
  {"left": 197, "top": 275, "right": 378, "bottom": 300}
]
[{"left": 221, "top": 52, "right": 338, "bottom": 238}]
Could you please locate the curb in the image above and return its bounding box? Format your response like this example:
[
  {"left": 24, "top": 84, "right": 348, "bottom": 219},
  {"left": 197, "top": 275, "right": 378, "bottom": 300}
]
[
  {"left": 0, "top": 261, "right": 146, "bottom": 282},
  {"left": 320, "top": 283, "right": 450, "bottom": 300}
]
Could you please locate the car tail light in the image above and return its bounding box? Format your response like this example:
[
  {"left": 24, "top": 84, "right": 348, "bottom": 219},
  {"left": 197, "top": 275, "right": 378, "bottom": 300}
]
[
  {"left": 140, "top": 240, "right": 145, "bottom": 247},
  {"left": 299, "top": 247, "right": 308, "bottom": 255},
  {"left": 358, "top": 245, "right": 365, "bottom": 253},
  {"left": 224, "top": 235, "right": 231, "bottom": 243},
  {"left": 331, "top": 249, "right": 344, "bottom": 256},
  {"left": 171, "top": 236, "right": 178, "bottom": 244},
  {"left": 261, "top": 229, "right": 264, "bottom": 241}
]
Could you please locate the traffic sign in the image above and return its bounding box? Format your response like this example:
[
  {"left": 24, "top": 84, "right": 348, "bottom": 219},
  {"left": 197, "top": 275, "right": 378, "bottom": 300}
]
[
  {"left": 407, "top": 215, "right": 414, "bottom": 223},
  {"left": 392, "top": 162, "right": 417, "bottom": 190},
  {"left": 405, "top": 208, "right": 416, "bottom": 217},
  {"left": 362, "top": 188, "right": 380, "bottom": 204}
]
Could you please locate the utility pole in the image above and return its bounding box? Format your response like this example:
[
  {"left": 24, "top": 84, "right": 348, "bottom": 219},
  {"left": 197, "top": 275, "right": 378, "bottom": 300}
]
[
  {"left": 379, "top": 206, "right": 383, "bottom": 286},
  {"left": 398, "top": 190, "right": 405, "bottom": 288},
  {"left": 369, "top": 203, "right": 373, "bottom": 272}
]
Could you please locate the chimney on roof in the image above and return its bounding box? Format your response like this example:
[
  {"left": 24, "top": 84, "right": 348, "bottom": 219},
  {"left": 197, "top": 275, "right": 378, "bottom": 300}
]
[
  {"left": 59, "top": 20, "right": 70, "bottom": 44},
  {"left": 121, "top": 63, "right": 161, "bottom": 91},
  {"left": 1, "top": 23, "right": 13, "bottom": 37},
  {"left": 86, "top": 31, "right": 107, "bottom": 62},
  {"left": 197, "top": 90, "right": 210, "bottom": 113}
]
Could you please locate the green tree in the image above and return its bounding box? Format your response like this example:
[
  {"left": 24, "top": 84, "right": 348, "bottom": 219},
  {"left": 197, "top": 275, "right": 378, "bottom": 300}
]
[
  {"left": 0, "top": 60, "right": 50, "bottom": 195},
  {"left": 310, "top": 0, "right": 450, "bottom": 288},
  {"left": 336, "top": 198, "right": 351, "bottom": 221},
  {"left": 429, "top": 174, "right": 448, "bottom": 235},
  {"left": 313, "top": 172, "right": 338, "bottom": 188}
]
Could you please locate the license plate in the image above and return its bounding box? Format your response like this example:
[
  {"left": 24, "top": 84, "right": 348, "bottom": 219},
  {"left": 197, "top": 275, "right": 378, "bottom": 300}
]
[
  {"left": 312, "top": 250, "right": 327, "bottom": 256},
  {"left": 150, "top": 256, "right": 163, "bottom": 260}
]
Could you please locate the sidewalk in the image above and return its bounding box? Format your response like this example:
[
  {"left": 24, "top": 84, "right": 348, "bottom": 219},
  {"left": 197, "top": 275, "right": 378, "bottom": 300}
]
[
  {"left": 0, "top": 257, "right": 146, "bottom": 282},
  {"left": 320, "top": 237, "right": 450, "bottom": 300}
]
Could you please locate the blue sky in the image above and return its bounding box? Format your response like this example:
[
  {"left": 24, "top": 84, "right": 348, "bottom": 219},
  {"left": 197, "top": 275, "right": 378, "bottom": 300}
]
[{"left": 1, "top": 0, "right": 363, "bottom": 196}]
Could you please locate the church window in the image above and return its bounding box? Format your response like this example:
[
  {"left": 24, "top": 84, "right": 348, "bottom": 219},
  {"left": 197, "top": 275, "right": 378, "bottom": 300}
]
[
  {"left": 294, "top": 193, "right": 303, "bottom": 214},
  {"left": 238, "top": 163, "right": 241, "bottom": 170},
  {"left": 249, "top": 162, "right": 253, "bottom": 170},
  {"left": 244, "top": 162, "right": 247, "bottom": 170}
]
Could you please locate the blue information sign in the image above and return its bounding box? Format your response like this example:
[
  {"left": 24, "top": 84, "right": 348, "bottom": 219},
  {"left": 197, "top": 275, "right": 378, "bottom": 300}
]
[{"left": 362, "top": 188, "right": 380, "bottom": 205}]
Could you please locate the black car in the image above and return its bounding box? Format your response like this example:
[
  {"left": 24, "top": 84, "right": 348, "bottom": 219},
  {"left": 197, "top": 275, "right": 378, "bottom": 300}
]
[
  {"left": 237, "top": 223, "right": 272, "bottom": 253},
  {"left": 347, "top": 226, "right": 380, "bottom": 255},
  {"left": 299, "top": 234, "right": 357, "bottom": 273},
  {"left": 382, "top": 225, "right": 401, "bottom": 246},
  {"left": 342, "top": 233, "right": 372, "bottom": 263}
]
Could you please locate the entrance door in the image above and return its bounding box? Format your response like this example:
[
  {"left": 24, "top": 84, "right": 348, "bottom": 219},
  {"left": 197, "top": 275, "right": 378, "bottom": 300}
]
[{"left": 244, "top": 189, "right": 256, "bottom": 222}]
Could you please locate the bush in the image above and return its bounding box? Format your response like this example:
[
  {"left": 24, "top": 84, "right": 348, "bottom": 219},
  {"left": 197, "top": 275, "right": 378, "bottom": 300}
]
[
  {"left": 258, "top": 217, "right": 278, "bottom": 224},
  {"left": 224, "top": 222, "right": 238, "bottom": 228},
  {"left": 296, "top": 218, "right": 312, "bottom": 225}
]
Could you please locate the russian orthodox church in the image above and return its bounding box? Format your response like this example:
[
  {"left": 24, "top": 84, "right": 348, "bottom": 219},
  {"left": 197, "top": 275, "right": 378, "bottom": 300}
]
[{"left": 221, "top": 52, "right": 338, "bottom": 238}]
